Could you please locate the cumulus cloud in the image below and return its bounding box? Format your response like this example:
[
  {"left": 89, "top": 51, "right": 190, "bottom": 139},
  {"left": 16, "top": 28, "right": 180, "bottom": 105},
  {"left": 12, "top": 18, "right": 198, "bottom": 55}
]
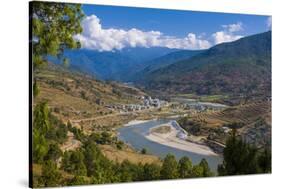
[
  {"left": 75, "top": 15, "right": 244, "bottom": 51},
  {"left": 212, "top": 22, "right": 243, "bottom": 45},
  {"left": 222, "top": 22, "right": 243, "bottom": 33},
  {"left": 212, "top": 31, "right": 243, "bottom": 45},
  {"left": 75, "top": 14, "right": 211, "bottom": 51}
]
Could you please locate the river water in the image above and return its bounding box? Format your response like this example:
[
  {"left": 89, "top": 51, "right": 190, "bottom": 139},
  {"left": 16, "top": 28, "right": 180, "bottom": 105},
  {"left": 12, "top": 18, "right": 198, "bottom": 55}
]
[{"left": 117, "top": 119, "right": 222, "bottom": 172}]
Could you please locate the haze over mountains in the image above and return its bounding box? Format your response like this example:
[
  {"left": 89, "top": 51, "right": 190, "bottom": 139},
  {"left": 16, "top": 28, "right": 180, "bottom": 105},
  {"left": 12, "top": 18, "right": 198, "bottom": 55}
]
[
  {"left": 50, "top": 31, "right": 271, "bottom": 97},
  {"left": 49, "top": 47, "right": 179, "bottom": 81}
]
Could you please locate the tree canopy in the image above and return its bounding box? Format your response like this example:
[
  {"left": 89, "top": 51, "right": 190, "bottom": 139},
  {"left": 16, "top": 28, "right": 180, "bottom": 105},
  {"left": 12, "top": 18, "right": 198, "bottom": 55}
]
[
  {"left": 218, "top": 129, "right": 271, "bottom": 175},
  {"left": 31, "top": 1, "right": 84, "bottom": 68},
  {"left": 160, "top": 154, "right": 179, "bottom": 179}
]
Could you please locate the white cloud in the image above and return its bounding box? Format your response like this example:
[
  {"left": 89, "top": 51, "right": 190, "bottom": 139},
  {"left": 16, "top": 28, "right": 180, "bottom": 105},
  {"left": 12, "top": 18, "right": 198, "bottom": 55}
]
[
  {"left": 222, "top": 22, "right": 243, "bottom": 32},
  {"left": 212, "top": 22, "right": 243, "bottom": 45},
  {"left": 212, "top": 31, "right": 243, "bottom": 45},
  {"left": 75, "top": 15, "right": 244, "bottom": 51},
  {"left": 75, "top": 14, "right": 211, "bottom": 51},
  {"left": 267, "top": 16, "right": 272, "bottom": 30}
]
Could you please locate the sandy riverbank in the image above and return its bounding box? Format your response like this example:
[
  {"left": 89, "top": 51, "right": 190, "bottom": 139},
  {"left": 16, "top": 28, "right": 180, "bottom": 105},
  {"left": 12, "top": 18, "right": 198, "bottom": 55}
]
[{"left": 145, "top": 123, "right": 217, "bottom": 156}]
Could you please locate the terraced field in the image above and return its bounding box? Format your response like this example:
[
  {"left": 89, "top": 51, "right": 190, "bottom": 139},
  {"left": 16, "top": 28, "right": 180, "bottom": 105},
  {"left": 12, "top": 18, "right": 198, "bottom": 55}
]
[
  {"left": 193, "top": 101, "right": 271, "bottom": 127},
  {"left": 35, "top": 65, "right": 145, "bottom": 127}
]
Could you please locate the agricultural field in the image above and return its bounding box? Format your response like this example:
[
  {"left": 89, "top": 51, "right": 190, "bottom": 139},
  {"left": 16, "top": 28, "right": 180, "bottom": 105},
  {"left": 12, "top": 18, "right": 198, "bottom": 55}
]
[{"left": 178, "top": 101, "right": 271, "bottom": 148}]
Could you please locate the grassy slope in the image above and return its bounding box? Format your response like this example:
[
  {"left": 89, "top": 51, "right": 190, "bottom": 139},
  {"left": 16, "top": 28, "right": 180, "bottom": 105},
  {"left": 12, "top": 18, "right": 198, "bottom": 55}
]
[
  {"left": 35, "top": 65, "right": 144, "bottom": 122},
  {"left": 34, "top": 64, "right": 160, "bottom": 164},
  {"left": 99, "top": 145, "right": 161, "bottom": 165}
]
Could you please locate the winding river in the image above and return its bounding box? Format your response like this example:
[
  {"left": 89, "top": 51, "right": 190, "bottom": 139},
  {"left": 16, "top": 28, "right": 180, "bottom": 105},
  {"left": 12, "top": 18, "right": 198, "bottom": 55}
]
[{"left": 117, "top": 119, "right": 223, "bottom": 172}]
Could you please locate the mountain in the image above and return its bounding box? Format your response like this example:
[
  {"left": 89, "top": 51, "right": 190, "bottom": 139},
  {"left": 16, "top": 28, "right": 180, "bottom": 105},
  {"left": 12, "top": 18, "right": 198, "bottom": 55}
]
[
  {"left": 138, "top": 31, "right": 271, "bottom": 97},
  {"left": 48, "top": 47, "right": 178, "bottom": 81},
  {"left": 133, "top": 49, "right": 204, "bottom": 81}
]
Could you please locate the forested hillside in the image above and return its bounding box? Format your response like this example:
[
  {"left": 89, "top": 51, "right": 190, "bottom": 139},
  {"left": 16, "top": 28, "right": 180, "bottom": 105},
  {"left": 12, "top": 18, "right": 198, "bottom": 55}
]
[{"left": 139, "top": 31, "right": 271, "bottom": 97}]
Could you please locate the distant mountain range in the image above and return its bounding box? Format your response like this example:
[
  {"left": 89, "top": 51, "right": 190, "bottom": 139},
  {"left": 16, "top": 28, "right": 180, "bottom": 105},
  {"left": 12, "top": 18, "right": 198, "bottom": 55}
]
[
  {"left": 49, "top": 31, "right": 271, "bottom": 97},
  {"left": 49, "top": 47, "right": 180, "bottom": 81},
  {"left": 136, "top": 31, "right": 271, "bottom": 96}
]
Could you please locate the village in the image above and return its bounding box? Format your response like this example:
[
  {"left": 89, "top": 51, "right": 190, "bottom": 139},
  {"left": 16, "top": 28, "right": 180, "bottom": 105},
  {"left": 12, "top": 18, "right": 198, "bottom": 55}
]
[{"left": 105, "top": 96, "right": 168, "bottom": 113}]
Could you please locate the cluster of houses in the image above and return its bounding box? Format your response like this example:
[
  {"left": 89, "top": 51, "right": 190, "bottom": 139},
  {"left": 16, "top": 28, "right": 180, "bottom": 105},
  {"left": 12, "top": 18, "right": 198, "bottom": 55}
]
[
  {"left": 106, "top": 96, "right": 167, "bottom": 113},
  {"left": 143, "top": 96, "right": 163, "bottom": 108}
]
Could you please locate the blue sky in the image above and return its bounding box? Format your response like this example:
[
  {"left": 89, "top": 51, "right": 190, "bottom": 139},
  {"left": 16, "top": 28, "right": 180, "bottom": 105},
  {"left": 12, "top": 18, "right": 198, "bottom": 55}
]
[{"left": 75, "top": 4, "right": 271, "bottom": 51}]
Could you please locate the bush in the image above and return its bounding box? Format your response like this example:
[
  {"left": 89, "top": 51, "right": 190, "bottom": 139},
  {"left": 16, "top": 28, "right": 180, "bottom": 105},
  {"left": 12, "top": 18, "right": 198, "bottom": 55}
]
[
  {"left": 141, "top": 148, "right": 147, "bottom": 154},
  {"left": 116, "top": 141, "right": 124, "bottom": 150}
]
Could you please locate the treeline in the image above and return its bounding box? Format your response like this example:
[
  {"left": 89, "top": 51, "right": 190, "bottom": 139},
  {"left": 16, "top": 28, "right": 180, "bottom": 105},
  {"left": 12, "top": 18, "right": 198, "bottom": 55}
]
[{"left": 38, "top": 142, "right": 214, "bottom": 187}]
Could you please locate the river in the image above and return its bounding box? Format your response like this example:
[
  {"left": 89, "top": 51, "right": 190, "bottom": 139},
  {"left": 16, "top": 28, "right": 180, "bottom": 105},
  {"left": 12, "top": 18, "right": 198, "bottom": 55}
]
[{"left": 117, "top": 119, "right": 223, "bottom": 172}]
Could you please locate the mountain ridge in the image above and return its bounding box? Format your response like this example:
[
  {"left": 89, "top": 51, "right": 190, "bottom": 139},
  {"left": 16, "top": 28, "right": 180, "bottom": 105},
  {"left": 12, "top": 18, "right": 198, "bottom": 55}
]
[
  {"left": 48, "top": 47, "right": 180, "bottom": 81},
  {"left": 137, "top": 31, "right": 271, "bottom": 97}
]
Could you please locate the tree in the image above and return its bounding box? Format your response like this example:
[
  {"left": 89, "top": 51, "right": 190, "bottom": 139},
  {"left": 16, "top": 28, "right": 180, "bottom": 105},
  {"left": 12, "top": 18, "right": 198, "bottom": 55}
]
[
  {"left": 178, "top": 156, "right": 192, "bottom": 178},
  {"left": 33, "top": 128, "right": 49, "bottom": 163},
  {"left": 217, "top": 129, "right": 260, "bottom": 175},
  {"left": 55, "top": 123, "right": 68, "bottom": 143},
  {"left": 100, "top": 131, "right": 112, "bottom": 144},
  {"left": 191, "top": 164, "right": 204, "bottom": 177},
  {"left": 82, "top": 141, "right": 104, "bottom": 176},
  {"left": 142, "top": 163, "right": 161, "bottom": 180},
  {"left": 117, "top": 160, "right": 142, "bottom": 182},
  {"left": 33, "top": 102, "right": 50, "bottom": 134},
  {"left": 33, "top": 102, "right": 51, "bottom": 163},
  {"left": 40, "top": 160, "right": 62, "bottom": 187},
  {"left": 160, "top": 154, "right": 179, "bottom": 179},
  {"left": 44, "top": 143, "right": 62, "bottom": 161},
  {"left": 199, "top": 158, "right": 213, "bottom": 177},
  {"left": 31, "top": 2, "right": 84, "bottom": 98},
  {"left": 31, "top": 1, "right": 84, "bottom": 68},
  {"left": 62, "top": 150, "right": 87, "bottom": 176},
  {"left": 45, "top": 115, "right": 68, "bottom": 144}
]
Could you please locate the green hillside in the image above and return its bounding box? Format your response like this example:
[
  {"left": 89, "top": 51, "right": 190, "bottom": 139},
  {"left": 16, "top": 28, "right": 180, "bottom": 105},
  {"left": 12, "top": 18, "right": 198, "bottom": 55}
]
[
  {"left": 133, "top": 50, "right": 204, "bottom": 81},
  {"left": 139, "top": 31, "right": 271, "bottom": 98}
]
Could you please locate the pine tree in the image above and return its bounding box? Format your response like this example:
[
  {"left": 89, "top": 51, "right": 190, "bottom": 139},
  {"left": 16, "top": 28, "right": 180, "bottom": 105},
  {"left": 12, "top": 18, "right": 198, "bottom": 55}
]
[
  {"left": 31, "top": 1, "right": 84, "bottom": 68},
  {"left": 160, "top": 154, "right": 179, "bottom": 179},
  {"left": 178, "top": 156, "right": 192, "bottom": 178}
]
